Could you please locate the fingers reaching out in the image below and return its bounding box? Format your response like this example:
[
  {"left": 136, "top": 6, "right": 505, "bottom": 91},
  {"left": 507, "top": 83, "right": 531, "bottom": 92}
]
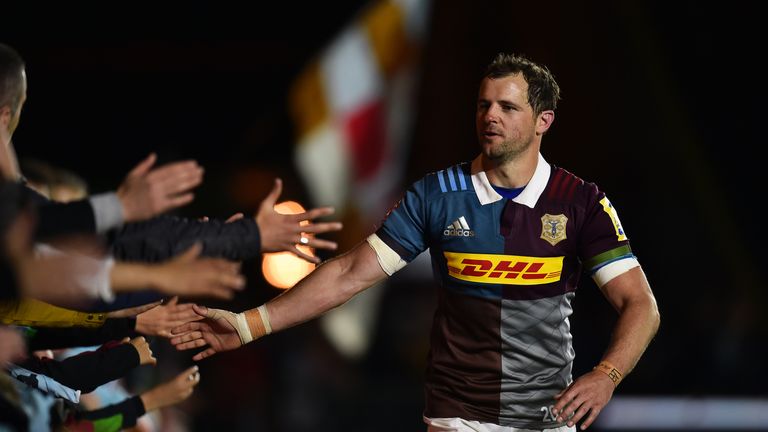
[
  {"left": 118, "top": 153, "right": 204, "bottom": 223},
  {"left": 135, "top": 296, "right": 204, "bottom": 338},
  {"left": 169, "top": 305, "right": 243, "bottom": 361},
  {"left": 106, "top": 299, "right": 163, "bottom": 319},
  {"left": 140, "top": 365, "right": 201, "bottom": 412},
  {"left": 152, "top": 243, "right": 246, "bottom": 300},
  {"left": 256, "top": 178, "right": 343, "bottom": 263}
]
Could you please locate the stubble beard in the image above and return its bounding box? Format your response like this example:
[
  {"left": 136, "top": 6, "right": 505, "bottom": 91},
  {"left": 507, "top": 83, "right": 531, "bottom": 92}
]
[{"left": 484, "top": 135, "right": 533, "bottom": 165}]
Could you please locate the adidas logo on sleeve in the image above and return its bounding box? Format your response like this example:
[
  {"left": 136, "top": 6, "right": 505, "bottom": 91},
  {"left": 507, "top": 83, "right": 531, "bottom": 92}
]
[{"left": 443, "top": 216, "right": 475, "bottom": 237}]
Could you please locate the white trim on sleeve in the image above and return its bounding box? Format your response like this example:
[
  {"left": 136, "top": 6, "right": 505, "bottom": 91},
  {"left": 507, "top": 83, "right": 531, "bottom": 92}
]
[{"left": 592, "top": 257, "right": 640, "bottom": 287}]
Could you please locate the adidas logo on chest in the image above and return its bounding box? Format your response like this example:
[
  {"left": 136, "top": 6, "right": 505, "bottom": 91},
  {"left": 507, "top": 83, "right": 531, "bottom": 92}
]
[{"left": 443, "top": 216, "right": 475, "bottom": 237}]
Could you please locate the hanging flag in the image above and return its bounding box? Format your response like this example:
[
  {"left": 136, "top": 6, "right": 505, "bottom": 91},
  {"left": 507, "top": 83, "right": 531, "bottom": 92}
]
[
  {"left": 289, "top": 0, "right": 431, "bottom": 235},
  {"left": 287, "top": 0, "right": 431, "bottom": 360}
]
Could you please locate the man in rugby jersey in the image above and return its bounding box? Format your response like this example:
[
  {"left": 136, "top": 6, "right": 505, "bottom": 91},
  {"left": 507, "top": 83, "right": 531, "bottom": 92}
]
[{"left": 172, "top": 53, "right": 660, "bottom": 432}]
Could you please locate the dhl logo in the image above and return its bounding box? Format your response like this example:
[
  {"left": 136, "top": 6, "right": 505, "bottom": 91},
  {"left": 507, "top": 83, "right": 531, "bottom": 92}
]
[{"left": 444, "top": 252, "right": 563, "bottom": 285}]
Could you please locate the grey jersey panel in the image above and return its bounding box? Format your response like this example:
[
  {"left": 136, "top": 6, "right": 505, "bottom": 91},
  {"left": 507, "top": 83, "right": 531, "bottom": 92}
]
[{"left": 500, "top": 292, "right": 575, "bottom": 428}]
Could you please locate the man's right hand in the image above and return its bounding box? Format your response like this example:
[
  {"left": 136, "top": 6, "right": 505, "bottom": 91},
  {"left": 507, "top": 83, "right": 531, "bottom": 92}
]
[
  {"left": 117, "top": 153, "right": 204, "bottom": 222},
  {"left": 169, "top": 305, "right": 244, "bottom": 361}
]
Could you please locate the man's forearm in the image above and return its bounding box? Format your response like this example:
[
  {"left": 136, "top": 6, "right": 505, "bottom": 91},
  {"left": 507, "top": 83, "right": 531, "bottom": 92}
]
[
  {"left": 247, "top": 242, "right": 387, "bottom": 335},
  {"left": 601, "top": 298, "right": 660, "bottom": 379}
]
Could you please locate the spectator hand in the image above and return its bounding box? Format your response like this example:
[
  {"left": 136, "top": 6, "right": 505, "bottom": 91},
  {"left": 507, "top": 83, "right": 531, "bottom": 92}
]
[
  {"left": 255, "top": 178, "right": 342, "bottom": 263},
  {"left": 140, "top": 365, "right": 200, "bottom": 412},
  {"left": 135, "top": 296, "right": 204, "bottom": 338},
  {"left": 151, "top": 243, "right": 245, "bottom": 300},
  {"left": 170, "top": 305, "right": 243, "bottom": 361},
  {"left": 117, "top": 153, "right": 204, "bottom": 222}
]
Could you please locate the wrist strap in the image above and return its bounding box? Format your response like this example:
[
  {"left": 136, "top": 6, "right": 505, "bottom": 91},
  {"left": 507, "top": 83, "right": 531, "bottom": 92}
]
[
  {"left": 594, "top": 360, "right": 623, "bottom": 386},
  {"left": 243, "top": 304, "right": 272, "bottom": 343},
  {"left": 206, "top": 308, "right": 253, "bottom": 345},
  {"left": 257, "top": 304, "right": 272, "bottom": 335}
]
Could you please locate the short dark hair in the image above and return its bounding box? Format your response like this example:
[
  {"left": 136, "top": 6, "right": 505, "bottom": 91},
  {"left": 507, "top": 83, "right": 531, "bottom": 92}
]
[
  {"left": 0, "top": 43, "right": 26, "bottom": 113},
  {"left": 484, "top": 53, "right": 561, "bottom": 116}
]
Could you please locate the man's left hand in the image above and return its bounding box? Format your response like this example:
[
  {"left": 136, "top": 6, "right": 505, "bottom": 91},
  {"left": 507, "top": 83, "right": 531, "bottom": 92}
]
[{"left": 552, "top": 370, "right": 615, "bottom": 430}]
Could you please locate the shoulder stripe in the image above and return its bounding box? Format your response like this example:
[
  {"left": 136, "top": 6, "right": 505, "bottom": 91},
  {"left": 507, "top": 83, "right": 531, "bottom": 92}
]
[
  {"left": 437, "top": 165, "right": 471, "bottom": 193},
  {"left": 447, "top": 166, "right": 458, "bottom": 191},
  {"left": 564, "top": 175, "right": 580, "bottom": 200},
  {"left": 548, "top": 169, "right": 565, "bottom": 199},
  {"left": 559, "top": 174, "right": 574, "bottom": 201},
  {"left": 548, "top": 167, "right": 584, "bottom": 201},
  {"left": 457, "top": 164, "right": 468, "bottom": 190},
  {"left": 437, "top": 170, "right": 448, "bottom": 192}
]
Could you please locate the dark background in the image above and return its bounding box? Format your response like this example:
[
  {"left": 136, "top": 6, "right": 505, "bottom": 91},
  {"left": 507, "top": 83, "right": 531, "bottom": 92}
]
[{"left": 3, "top": 1, "right": 764, "bottom": 430}]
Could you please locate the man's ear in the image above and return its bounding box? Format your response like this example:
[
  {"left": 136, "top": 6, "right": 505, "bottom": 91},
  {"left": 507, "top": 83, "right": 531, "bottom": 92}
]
[
  {"left": 0, "top": 105, "right": 10, "bottom": 128},
  {"left": 536, "top": 110, "right": 555, "bottom": 135}
]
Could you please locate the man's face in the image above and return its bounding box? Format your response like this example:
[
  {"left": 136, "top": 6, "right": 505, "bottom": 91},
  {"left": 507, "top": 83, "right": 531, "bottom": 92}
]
[{"left": 475, "top": 74, "right": 538, "bottom": 163}]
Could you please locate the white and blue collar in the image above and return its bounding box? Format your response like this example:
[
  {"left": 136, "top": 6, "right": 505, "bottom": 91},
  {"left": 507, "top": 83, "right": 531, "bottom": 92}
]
[{"left": 470, "top": 153, "right": 551, "bottom": 208}]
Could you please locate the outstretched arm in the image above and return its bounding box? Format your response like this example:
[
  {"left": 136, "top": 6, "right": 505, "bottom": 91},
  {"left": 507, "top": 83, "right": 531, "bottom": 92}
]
[
  {"left": 171, "top": 241, "right": 387, "bottom": 360},
  {"left": 267, "top": 240, "right": 386, "bottom": 331},
  {"left": 63, "top": 365, "right": 201, "bottom": 430},
  {"left": 553, "top": 266, "right": 660, "bottom": 429},
  {"left": 110, "top": 243, "right": 245, "bottom": 300},
  {"left": 110, "top": 178, "right": 342, "bottom": 264},
  {"left": 139, "top": 365, "right": 201, "bottom": 411},
  {"left": 33, "top": 153, "right": 204, "bottom": 240}
]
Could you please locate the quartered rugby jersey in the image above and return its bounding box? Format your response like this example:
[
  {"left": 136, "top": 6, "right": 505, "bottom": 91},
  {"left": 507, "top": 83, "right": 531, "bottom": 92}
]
[{"left": 367, "top": 153, "right": 638, "bottom": 429}]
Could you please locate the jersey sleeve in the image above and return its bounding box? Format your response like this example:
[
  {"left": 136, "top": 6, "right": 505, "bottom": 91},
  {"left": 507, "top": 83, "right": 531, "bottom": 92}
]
[
  {"left": 578, "top": 185, "right": 639, "bottom": 286},
  {"left": 367, "top": 177, "right": 430, "bottom": 275}
]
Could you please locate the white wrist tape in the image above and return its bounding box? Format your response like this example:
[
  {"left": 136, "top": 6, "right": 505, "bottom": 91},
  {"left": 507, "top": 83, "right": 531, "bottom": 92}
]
[
  {"left": 257, "top": 304, "right": 272, "bottom": 335},
  {"left": 206, "top": 308, "right": 253, "bottom": 345}
]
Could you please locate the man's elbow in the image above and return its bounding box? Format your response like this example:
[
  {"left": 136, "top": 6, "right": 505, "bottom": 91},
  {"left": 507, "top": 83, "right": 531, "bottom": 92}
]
[{"left": 647, "top": 296, "right": 661, "bottom": 336}]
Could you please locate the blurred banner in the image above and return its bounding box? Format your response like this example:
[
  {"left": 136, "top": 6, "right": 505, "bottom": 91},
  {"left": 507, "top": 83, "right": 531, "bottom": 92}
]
[
  {"left": 288, "top": 0, "right": 431, "bottom": 359},
  {"left": 289, "top": 0, "right": 430, "bottom": 237}
]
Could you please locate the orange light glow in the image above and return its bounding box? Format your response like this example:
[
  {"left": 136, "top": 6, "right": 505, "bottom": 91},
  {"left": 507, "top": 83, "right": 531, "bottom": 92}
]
[{"left": 262, "top": 201, "right": 316, "bottom": 289}]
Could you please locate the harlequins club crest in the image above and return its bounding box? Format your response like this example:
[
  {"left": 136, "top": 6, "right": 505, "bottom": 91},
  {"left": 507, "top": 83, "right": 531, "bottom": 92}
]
[{"left": 540, "top": 214, "right": 568, "bottom": 246}]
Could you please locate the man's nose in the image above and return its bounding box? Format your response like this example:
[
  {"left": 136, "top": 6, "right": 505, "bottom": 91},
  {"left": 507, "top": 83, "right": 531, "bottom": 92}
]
[{"left": 484, "top": 106, "right": 500, "bottom": 123}]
